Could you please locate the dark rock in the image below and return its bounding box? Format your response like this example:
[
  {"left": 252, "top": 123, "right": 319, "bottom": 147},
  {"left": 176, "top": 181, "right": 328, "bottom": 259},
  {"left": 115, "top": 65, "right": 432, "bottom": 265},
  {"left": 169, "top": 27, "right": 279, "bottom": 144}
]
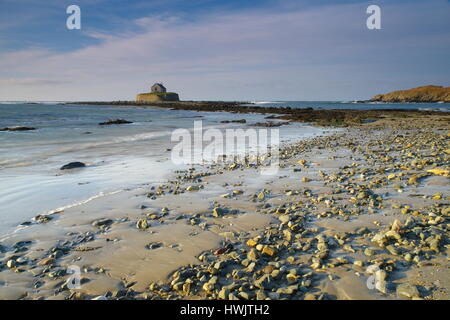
[
  {"left": 92, "top": 218, "right": 113, "bottom": 228},
  {"left": 214, "top": 243, "right": 233, "bottom": 255},
  {"left": 220, "top": 119, "right": 246, "bottom": 124},
  {"left": 99, "top": 119, "right": 133, "bottom": 125},
  {"left": 145, "top": 242, "right": 163, "bottom": 250},
  {"left": 250, "top": 121, "right": 290, "bottom": 127},
  {"left": 33, "top": 214, "right": 53, "bottom": 224},
  {"left": 60, "top": 162, "right": 86, "bottom": 170},
  {"left": 14, "top": 240, "right": 32, "bottom": 248},
  {"left": 0, "top": 126, "right": 36, "bottom": 132}
]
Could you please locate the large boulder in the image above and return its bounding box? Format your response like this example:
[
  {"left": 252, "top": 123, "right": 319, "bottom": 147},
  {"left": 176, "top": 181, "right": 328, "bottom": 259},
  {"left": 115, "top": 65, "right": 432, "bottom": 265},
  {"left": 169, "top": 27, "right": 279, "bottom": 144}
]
[
  {"left": 0, "top": 126, "right": 36, "bottom": 131},
  {"left": 60, "top": 162, "right": 86, "bottom": 170},
  {"left": 99, "top": 119, "right": 133, "bottom": 125}
]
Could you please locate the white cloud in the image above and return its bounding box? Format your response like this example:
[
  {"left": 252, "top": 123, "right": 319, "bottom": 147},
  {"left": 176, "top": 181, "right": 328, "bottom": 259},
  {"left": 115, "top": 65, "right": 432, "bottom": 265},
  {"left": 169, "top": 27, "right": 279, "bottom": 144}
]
[{"left": 0, "top": 78, "right": 72, "bottom": 85}]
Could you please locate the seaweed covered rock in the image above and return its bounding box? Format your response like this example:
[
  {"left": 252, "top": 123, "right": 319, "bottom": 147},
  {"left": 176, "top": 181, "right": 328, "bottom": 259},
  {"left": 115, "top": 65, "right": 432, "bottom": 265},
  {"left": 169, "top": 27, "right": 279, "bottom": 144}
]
[{"left": 60, "top": 162, "right": 86, "bottom": 170}]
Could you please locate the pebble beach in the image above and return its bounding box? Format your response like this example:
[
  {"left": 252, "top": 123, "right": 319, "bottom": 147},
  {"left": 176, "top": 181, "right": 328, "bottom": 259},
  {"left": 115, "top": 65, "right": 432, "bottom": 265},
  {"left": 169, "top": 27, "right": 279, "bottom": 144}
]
[{"left": 0, "top": 109, "right": 448, "bottom": 300}]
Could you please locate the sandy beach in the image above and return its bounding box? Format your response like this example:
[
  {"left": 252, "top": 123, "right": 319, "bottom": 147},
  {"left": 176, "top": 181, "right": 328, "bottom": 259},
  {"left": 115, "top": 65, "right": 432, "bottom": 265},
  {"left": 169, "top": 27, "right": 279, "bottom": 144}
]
[{"left": 0, "top": 110, "right": 448, "bottom": 300}]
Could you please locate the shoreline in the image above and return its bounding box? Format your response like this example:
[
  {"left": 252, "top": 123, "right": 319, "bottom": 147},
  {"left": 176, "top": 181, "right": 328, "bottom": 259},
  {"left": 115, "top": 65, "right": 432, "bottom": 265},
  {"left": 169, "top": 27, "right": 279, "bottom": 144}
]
[
  {"left": 0, "top": 111, "right": 448, "bottom": 300},
  {"left": 68, "top": 101, "right": 449, "bottom": 127},
  {"left": 0, "top": 104, "right": 327, "bottom": 235}
]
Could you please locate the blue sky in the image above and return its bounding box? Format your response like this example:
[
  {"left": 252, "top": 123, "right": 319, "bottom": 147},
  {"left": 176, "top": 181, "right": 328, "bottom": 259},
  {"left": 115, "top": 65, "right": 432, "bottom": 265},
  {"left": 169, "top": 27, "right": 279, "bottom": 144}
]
[{"left": 0, "top": 0, "right": 449, "bottom": 101}]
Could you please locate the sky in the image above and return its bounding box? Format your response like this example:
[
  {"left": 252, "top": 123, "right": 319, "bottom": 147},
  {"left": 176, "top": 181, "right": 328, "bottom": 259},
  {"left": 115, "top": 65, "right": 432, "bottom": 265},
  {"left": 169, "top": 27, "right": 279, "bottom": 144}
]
[{"left": 0, "top": 0, "right": 449, "bottom": 101}]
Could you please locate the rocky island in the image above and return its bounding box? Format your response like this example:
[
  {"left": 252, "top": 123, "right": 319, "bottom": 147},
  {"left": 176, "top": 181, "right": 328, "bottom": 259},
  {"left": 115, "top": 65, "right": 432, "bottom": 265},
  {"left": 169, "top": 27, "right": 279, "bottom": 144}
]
[{"left": 369, "top": 85, "right": 450, "bottom": 103}]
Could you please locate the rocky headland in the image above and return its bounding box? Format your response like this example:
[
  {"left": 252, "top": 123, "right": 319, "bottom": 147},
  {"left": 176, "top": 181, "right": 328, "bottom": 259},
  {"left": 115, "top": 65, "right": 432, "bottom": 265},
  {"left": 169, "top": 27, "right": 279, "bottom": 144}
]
[{"left": 369, "top": 85, "right": 450, "bottom": 103}]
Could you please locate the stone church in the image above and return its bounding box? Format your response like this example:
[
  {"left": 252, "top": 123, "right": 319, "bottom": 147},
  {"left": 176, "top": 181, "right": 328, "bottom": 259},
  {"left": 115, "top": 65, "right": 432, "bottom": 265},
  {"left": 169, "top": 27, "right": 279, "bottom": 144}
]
[{"left": 151, "top": 83, "right": 167, "bottom": 93}]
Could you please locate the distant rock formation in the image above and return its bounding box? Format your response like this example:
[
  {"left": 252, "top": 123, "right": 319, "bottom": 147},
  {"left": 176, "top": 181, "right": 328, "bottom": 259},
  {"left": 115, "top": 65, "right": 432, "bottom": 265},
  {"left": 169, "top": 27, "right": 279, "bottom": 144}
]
[
  {"left": 136, "top": 83, "right": 180, "bottom": 102},
  {"left": 0, "top": 126, "right": 36, "bottom": 131},
  {"left": 369, "top": 85, "right": 450, "bottom": 103},
  {"left": 99, "top": 119, "right": 133, "bottom": 125},
  {"left": 60, "top": 162, "right": 86, "bottom": 170}
]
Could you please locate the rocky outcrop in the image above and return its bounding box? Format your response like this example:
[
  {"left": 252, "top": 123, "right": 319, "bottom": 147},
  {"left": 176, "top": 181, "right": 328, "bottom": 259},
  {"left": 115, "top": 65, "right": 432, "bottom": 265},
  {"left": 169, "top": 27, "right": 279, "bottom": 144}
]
[
  {"left": 0, "top": 126, "right": 36, "bottom": 131},
  {"left": 136, "top": 92, "right": 180, "bottom": 102},
  {"left": 60, "top": 162, "right": 86, "bottom": 170},
  {"left": 99, "top": 119, "right": 133, "bottom": 125},
  {"left": 74, "top": 100, "right": 445, "bottom": 127},
  {"left": 220, "top": 119, "right": 246, "bottom": 123},
  {"left": 369, "top": 85, "right": 450, "bottom": 103}
]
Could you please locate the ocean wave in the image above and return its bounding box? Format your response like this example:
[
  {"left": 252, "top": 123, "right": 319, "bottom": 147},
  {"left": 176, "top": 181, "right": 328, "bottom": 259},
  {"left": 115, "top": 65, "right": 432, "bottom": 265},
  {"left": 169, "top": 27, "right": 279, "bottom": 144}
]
[
  {"left": 0, "top": 101, "right": 27, "bottom": 105},
  {"left": 2, "top": 188, "right": 125, "bottom": 240},
  {"left": 45, "top": 189, "right": 124, "bottom": 215},
  {"left": 0, "top": 101, "right": 65, "bottom": 105},
  {"left": 0, "top": 130, "right": 173, "bottom": 169},
  {"left": 0, "top": 123, "right": 227, "bottom": 169},
  {"left": 252, "top": 101, "right": 284, "bottom": 105},
  {"left": 418, "top": 107, "right": 450, "bottom": 112},
  {"left": 59, "top": 131, "right": 172, "bottom": 151}
]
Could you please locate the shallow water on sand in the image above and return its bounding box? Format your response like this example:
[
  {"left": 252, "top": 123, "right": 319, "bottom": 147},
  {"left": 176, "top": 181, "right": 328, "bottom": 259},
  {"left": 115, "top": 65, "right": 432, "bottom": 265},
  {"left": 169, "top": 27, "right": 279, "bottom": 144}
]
[{"left": 0, "top": 103, "right": 328, "bottom": 234}]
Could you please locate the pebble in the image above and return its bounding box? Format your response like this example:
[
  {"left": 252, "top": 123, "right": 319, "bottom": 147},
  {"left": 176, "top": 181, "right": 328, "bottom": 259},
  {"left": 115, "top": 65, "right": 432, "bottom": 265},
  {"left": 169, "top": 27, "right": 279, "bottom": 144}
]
[
  {"left": 353, "top": 260, "right": 364, "bottom": 267},
  {"left": 92, "top": 218, "right": 113, "bottom": 228},
  {"left": 256, "top": 290, "right": 267, "bottom": 300},
  {"left": 136, "top": 218, "right": 149, "bottom": 230},
  {"left": 385, "top": 245, "right": 398, "bottom": 256},
  {"left": 247, "top": 249, "right": 258, "bottom": 261},
  {"left": 396, "top": 283, "right": 420, "bottom": 299},
  {"left": 261, "top": 246, "right": 277, "bottom": 257},
  {"left": 213, "top": 207, "right": 223, "bottom": 218},
  {"left": 246, "top": 239, "right": 257, "bottom": 247},
  {"left": 34, "top": 214, "right": 53, "bottom": 224},
  {"left": 6, "top": 259, "right": 16, "bottom": 268},
  {"left": 364, "top": 248, "right": 375, "bottom": 257},
  {"left": 37, "top": 257, "right": 55, "bottom": 266},
  {"left": 218, "top": 287, "right": 229, "bottom": 300}
]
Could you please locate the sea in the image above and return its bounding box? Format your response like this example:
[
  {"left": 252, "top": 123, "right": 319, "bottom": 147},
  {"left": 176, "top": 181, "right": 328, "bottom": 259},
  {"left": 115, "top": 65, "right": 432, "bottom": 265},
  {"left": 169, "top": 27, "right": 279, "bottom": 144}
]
[{"left": 0, "top": 101, "right": 448, "bottom": 235}]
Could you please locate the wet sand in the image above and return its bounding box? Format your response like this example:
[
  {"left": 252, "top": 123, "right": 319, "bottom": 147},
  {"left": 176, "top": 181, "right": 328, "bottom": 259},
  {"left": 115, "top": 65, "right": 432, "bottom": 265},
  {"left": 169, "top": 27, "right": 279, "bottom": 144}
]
[{"left": 0, "top": 113, "right": 449, "bottom": 300}]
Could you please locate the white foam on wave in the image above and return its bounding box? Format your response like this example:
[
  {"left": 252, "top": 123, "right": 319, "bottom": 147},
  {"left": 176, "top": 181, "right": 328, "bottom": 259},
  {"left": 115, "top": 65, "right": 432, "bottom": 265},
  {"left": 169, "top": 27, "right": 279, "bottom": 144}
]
[
  {"left": 46, "top": 189, "right": 124, "bottom": 215},
  {"left": 0, "top": 122, "right": 230, "bottom": 169},
  {"left": 0, "top": 130, "right": 173, "bottom": 169},
  {"left": 252, "top": 101, "right": 284, "bottom": 105},
  {"left": 0, "top": 101, "right": 65, "bottom": 105},
  {"left": 3, "top": 189, "right": 125, "bottom": 239}
]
